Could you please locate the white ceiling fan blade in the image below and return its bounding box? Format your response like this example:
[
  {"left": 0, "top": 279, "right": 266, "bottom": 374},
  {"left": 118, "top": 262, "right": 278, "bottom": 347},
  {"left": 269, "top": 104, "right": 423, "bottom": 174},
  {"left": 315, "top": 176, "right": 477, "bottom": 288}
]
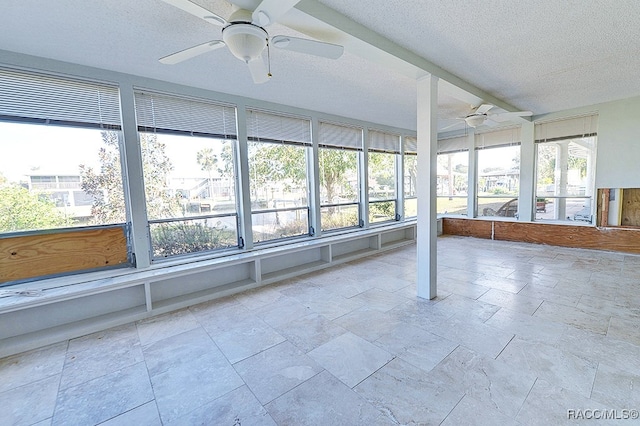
[
  {"left": 161, "top": 0, "right": 227, "bottom": 26},
  {"left": 252, "top": 0, "right": 300, "bottom": 26},
  {"left": 440, "top": 121, "right": 465, "bottom": 131},
  {"left": 247, "top": 57, "right": 270, "bottom": 84},
  {"left": 271, "top": 35, "right": 344, "bottom": 59},
  {"left": 159, "top": 40, "right": 225, "bottom": 64},
  {"left": 490, "top": 111, "right": 533, "bottom": 122},
  {"left": 475, "top": 103, "right": 494, "bottom": 114}
]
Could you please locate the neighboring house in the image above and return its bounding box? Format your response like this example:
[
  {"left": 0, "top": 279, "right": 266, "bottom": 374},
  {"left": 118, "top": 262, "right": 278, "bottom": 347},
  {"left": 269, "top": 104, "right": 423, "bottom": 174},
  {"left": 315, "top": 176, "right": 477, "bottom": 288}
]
[{"left": 26, "top": 173, "right": 95, "bottom": 220}]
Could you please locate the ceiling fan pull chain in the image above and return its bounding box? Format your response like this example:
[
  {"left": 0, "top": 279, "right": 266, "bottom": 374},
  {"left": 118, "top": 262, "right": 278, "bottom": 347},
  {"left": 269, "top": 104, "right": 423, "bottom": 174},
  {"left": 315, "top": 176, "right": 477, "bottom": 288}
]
[{"left": 267, "top": 39, "right": 272, "bottom": 78}]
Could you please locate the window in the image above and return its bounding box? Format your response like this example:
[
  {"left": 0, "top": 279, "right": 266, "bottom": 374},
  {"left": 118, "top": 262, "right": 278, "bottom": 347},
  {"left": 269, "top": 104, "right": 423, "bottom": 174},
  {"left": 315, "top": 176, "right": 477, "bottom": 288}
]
[
  {"left": 0, "top": 68, "right": 125, "bottom": 233},
  {"left": 475, "top": 128, "right": 521, "bottom": 218},
  {"left": 403, "top": 136, "right": 417, "bottom": 218},
  {"left": 247, "top": 109, "right": 311, "bottom": 243},
  {"left": 135, "top": 91, "right": 239, "bottom": 258},
  {"left": 318, "top": 122, "right": 362, "bottom": 231},
  {"left": 436, "top": 136, "right": 469, "bottom": 215},
  {"left": 368, "top": 130, "right": 399, "bottom": 223},
  {"left": 535, "top": 116, "right": 597, "bottom": 223}
]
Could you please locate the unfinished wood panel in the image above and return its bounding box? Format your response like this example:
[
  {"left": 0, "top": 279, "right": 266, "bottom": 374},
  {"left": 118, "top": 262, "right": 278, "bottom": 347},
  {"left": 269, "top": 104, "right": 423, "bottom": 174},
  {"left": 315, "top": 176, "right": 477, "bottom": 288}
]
[
  {"left": 494, "top": 221, "right": 640, "bottom": 254},
  {"left": 597, "top": 188, "right": 610, "bottom": 227},
  {"left": 621, "top": 188, "right": 640, "bottom": 227},
  {"left": 442, "top": 218, "right": 493, "bottom": 239},
  {"left": 1, "top": 227, "right": 129, "bottom": 283}
]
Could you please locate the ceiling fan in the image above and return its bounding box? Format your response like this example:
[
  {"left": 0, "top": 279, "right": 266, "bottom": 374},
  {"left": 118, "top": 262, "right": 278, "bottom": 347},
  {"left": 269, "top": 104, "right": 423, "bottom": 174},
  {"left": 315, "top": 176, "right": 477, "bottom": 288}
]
[
  {"left": 442, "top": 104, "right": 533, "bottom": 130},
  {"left": 158, "top": 0, "right": 344, "bottom": 84}
]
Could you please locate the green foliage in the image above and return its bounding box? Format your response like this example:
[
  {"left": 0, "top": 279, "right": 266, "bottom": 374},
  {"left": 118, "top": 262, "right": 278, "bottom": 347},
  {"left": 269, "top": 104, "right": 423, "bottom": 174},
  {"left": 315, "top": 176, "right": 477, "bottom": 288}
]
[
  {"left": 151, "top": 221, "right": 237, "bottom": 257},
  {"left": 196, "top": 147, "right": 218, "bottom": 172},
  {"left": 319, "top": 149, "right": 357, "bottom": 203},
  {"left": 80, "top": 132, "right": 179, "bottom": 223},
  {"left": 321, "top": 209, "right": 359, "bottom": 230},
  {"left": 492, "top": 187, "right": 508, "bottom": 195},
  {"left": 79, "top": 131, "right": 126, "bottom": 224},
  {"left": 0, "top": 185, "right": 72, "bottom": 232},
  {"left": 247, "top": 143, "right": 306, "bottom": 197},
  {"left": 368, "top": 152, "right": 395, "bottom": 189},
  {"left": 369, "top": 201, "right": 395, "bottom": 222}
]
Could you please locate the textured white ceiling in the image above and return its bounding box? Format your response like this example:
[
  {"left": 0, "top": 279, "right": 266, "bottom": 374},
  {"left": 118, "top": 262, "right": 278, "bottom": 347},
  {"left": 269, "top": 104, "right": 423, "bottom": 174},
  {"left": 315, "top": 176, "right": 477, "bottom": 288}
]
[{"left": 1, "top": 0, "right": 639, "bottom": 132}]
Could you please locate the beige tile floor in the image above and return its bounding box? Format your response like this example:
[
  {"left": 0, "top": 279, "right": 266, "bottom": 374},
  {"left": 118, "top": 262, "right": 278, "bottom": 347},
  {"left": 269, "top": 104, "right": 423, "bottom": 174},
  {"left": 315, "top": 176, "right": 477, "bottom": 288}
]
[{"left": 2, "top": 235, "right": 640, "bottom": 425}]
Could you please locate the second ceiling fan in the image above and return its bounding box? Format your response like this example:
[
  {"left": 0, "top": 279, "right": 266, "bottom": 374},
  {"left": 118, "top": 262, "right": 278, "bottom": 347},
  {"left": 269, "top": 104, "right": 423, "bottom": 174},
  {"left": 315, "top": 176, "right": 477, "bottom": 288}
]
[{"left": 159, "top": 0, "right": 344, "bottom": 83}]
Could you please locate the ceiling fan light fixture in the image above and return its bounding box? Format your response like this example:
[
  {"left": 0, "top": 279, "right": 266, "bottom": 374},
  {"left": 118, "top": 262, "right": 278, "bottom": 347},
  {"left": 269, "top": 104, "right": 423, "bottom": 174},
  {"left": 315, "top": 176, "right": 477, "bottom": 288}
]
[
  {"left": 465, "top": 115, "right": 486, "bottom": 128},
  {"left": 222, "top": 24, "right": 268, "bottom": 63}
]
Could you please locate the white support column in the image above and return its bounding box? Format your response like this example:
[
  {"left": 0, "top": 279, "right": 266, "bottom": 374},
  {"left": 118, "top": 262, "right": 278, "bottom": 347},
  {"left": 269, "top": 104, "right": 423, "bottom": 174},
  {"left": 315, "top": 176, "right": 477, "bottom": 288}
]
[
  {"left": 118, "top": 83, "right": 151, "bottom": 268},
  {"left": 309, "top": 117, "right": 322, "bottom": 237},
  {"left": 235, "top": 105, "right": 254, "bottom": 250},
  {"left": 416, "top": 75, "right": 438, "bottom": 299},
  {"left": 519, "top": 122, "right": 535, "bottom": 221},
  {"left": 360, "top": 128, "right": 370, "bottom": 228},
  {"left": 397, "top": 135, "right": 406, "bottom": 220},
  {"left": 557, "top": 142, "right": 569, "bottom": 220},
  {"left": 466, "top": 130, "right": 476, "bottom": 217}
]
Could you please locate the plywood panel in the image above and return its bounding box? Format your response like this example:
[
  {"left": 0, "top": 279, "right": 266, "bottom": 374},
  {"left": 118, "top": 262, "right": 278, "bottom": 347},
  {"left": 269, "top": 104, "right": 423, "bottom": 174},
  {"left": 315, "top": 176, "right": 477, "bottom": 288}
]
[
  {"left": 494, "top": 221, "right": 640, "bottom": 254},
  {"left": 621, "top": 188, "right": 640, "bottom": 227},
  {"left": 442, "top": 217, "right": 640, "bottom": 254},
  {"left": 442, "top": 218, "right": 492, "bottom": 239},
  {"left": 1, "top": 226, "right": 129, "bottom": 283}
]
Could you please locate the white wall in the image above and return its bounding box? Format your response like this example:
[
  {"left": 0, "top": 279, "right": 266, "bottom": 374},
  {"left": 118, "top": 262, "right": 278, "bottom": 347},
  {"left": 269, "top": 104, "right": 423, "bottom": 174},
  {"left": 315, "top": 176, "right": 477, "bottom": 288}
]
[{"left": 595, "top": 96, "right": 640, "bottom": 188}]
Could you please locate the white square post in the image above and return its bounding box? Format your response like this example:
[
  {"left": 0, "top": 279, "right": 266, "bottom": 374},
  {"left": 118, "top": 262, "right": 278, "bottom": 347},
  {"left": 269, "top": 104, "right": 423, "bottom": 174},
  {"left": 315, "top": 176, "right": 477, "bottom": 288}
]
[{"left": 416, "top": 75, "right": 438, "bottom": 299}]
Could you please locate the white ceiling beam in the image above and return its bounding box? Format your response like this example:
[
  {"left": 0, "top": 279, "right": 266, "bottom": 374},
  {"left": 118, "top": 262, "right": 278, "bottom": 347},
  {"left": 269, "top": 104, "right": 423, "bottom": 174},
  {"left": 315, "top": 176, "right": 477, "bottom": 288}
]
[{"left": 293, "top": 0, "right": 522, "bottom": 114}]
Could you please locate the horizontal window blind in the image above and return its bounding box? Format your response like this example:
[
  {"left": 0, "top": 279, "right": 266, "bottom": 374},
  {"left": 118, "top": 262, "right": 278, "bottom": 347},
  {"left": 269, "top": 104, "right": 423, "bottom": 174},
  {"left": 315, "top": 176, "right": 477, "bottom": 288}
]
[
  {"left": 438, "top": 135, "right": 468, "bottom": 154},
  {"left": 135, "top": 90, "right": 237, "bottom": 138},
  {"left": 535, "top": 114, "right": 598, "bottom": 142},
  {"left": 404, "top": 136, "right": 417, "bottom": 154},
  {"left": 246, "top": 109, "right": 311, "bottom": 146},
  {"left": 318, "top": 121, "right": 362, "bottom": 150},
  {"left": 369, "top": 130, "right": 400, "bottom": 153},
  {"left": 475, "top": 126, "right": 521, "bottom": 150},
  {"left": 0, "top": 67, "right": 121, "bottom": 129}
]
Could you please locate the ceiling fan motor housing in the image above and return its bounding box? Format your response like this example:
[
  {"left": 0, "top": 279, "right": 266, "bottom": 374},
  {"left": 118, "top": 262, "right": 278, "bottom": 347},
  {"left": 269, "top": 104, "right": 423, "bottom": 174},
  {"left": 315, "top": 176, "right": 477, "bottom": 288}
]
[{"left": 222, "top": 9, "right": 268, "bottom": 63}]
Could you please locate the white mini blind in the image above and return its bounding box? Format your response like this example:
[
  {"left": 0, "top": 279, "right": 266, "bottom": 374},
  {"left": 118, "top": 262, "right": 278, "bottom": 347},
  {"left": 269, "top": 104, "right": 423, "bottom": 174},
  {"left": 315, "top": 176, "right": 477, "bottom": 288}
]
[
  {"left": 135, "top": 90, "right": 237, "bottom": 138},
  {"left": 318, "top": 121, "right": 363, "bottom": 150},
  {"left": 438, "top": 135, "right": 468, "bottom": 154},
  {"left": 475, "top": 126, "right": 521, "bottom": 149},
  {"left": 404, "top": 136, "right": 417, "bottom": 154},
  {"left": 369, "top": 130, "right": 400, "bottom": 153},
  {"left": 0, "top": 67, "right": 121, "bottom": 128},
  {"left": 246, "top": 109, "right": 311, "bottom": 146},
  {"left": 535, "top": 114, "right": 598, "bottom": 142}
]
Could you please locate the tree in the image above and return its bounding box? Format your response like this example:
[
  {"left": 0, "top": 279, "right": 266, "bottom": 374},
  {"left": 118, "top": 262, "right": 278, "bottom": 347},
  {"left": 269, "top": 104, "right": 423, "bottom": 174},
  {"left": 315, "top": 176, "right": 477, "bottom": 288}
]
[
  {"left": 196, "top": 147, "right": 218, "bottom": 198},
  {"left": 319, "top": 149, "right": 357, "bottom": 203},
  {"left": 217, "top": 142, "right": 235, "bottom": 200},
  {"left": 0, "top": 185, "right": 71, "bottom": 232},
  {"left": 246, "top": 143, "right": 306, "bottom": 204},
  {"left": 80, "top": 131, "right": 178, "bottom": 223}
]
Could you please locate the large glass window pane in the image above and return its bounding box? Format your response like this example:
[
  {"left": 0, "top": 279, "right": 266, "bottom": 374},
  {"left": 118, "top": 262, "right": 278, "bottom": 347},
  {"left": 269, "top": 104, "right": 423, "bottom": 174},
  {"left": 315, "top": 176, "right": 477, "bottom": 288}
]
[
  {"left": 477, "top": 145, "right": 520, "bottom": 217},
  {"left": 535, "top": 137, "right": 596, "bottom": 222},
  {"left": 248, "top": 142, "right": 309, "bottom": 243},
  {"left": 403, "top": 153, "right": 417, "bottom": 218},
  {"left": 437, "top": 151, "right": 468, "bottom": 215},
  {"left": 140, "top": 132, "right": 238, "bottom": 257},
  {"left": 368, "top": 151, "right": 397, "bottom": 223},
  {"left": 0, "top": 122, "right": 125, "bottom": 233},
  {"left": 319, "top": 148, "right": 359, "bottom": 231}
]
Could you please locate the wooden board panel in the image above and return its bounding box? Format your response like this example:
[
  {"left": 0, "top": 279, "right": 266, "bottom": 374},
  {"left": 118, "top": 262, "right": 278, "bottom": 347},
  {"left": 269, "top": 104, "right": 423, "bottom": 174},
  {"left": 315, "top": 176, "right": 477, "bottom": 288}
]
[
  {"left": 494, "top": 221, "right": 640, "bottom": 254},
  {"left": 621, "top": 188, "right": 640, "bottom": 227},
  {"left": 442, "top": 218, "right": 493, "bottom": 239},
  {"left": 1, "top": 227, "right": 129, "bottom": 283}
]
